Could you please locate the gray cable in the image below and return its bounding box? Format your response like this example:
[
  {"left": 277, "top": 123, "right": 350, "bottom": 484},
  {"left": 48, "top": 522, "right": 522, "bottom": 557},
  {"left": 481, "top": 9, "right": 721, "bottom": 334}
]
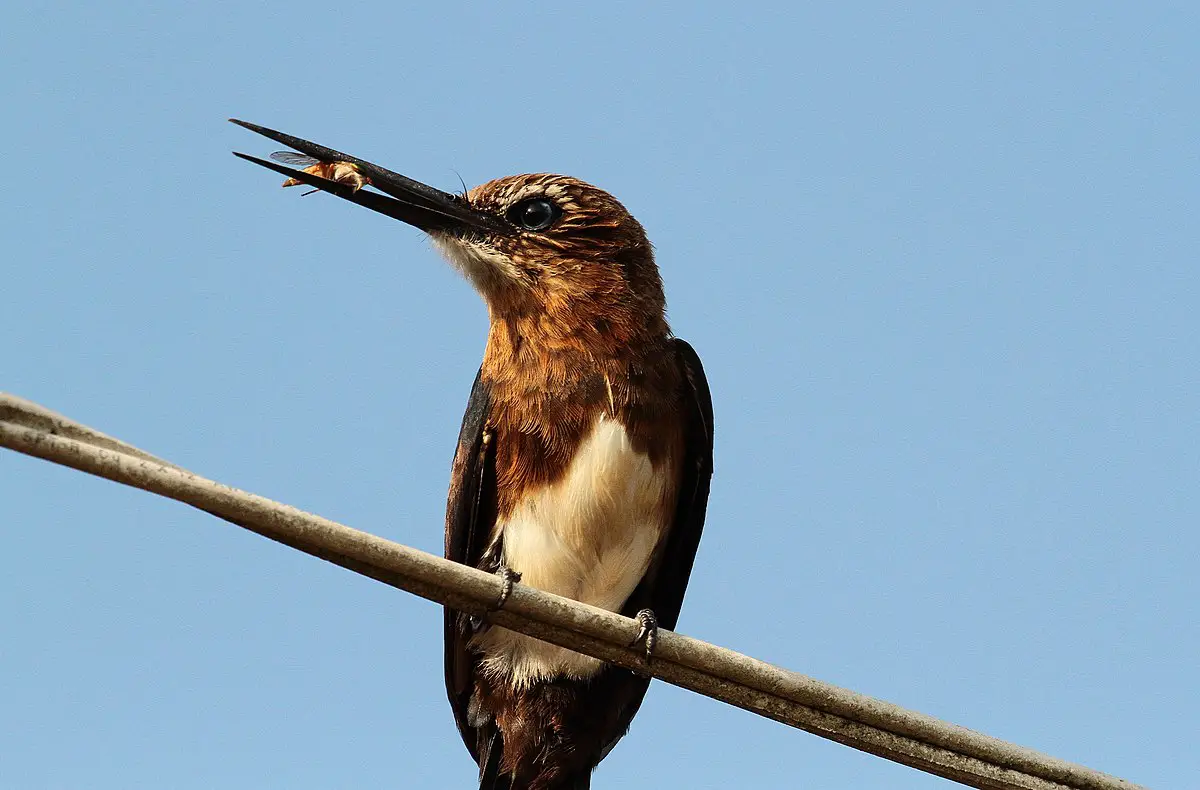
[{"left": 0, "top": 392, "right": 1145, "bottom": 790}]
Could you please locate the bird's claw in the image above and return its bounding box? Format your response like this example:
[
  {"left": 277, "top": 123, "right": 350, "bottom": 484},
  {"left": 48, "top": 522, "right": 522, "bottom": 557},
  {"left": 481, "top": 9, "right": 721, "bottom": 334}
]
[
  {"left": 629, "top": 608, "right": 659, "bottom": 662},
  {"left": 490, "top": 565, "right": 522, "bottom": 611}
]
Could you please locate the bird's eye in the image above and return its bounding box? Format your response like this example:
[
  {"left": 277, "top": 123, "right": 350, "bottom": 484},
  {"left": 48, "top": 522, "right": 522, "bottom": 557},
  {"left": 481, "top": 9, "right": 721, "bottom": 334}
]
[{"left": 507, "top": 198, "right": 561, "bottom": 231}]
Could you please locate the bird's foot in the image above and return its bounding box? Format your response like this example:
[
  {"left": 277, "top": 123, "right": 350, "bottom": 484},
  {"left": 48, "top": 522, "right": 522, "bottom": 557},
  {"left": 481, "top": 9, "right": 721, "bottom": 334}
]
[
  {"left": 489, "top": 565, "right": 522, "bottom": 611},
  {"left": 628, "top": 608, "right": 659, "bottom": 662}
]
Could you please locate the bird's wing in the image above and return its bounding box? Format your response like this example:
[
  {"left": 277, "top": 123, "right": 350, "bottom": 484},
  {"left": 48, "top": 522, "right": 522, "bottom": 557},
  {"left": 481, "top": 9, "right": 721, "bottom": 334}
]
[
  {"left": 622, "top": 337, "right": 715, "bottom": 630},
  {"left": 444, "top": 367, "right": 497, "bottom": 760},
  {"left": 588, "top": 337, "right": 714, "bottom": 763}
]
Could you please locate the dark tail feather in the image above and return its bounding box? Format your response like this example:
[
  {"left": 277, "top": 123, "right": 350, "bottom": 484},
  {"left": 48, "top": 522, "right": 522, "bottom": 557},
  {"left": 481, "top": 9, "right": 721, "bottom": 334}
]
[
  {"left": 477, "top": 730, "right": 591, "bottom": 790},
  {"left": 478, "top": 729, "right": 509, "bottom": 790}
]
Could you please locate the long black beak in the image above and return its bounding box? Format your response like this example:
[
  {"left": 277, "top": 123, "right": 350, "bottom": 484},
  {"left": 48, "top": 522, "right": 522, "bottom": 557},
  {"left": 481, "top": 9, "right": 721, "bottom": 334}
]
[{"left": 230, "top": 119, "right": 508, "bottom": 235}]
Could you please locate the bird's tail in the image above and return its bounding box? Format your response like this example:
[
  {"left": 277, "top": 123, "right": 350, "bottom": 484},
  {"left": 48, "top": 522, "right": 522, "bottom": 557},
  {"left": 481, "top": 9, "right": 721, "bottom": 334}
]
[{"left": 478, "top": 731, "right": 591, "bottom": 790}]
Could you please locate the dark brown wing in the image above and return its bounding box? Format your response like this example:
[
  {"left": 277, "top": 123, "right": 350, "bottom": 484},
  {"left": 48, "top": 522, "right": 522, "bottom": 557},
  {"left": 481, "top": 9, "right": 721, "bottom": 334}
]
[
  {"left": 627, "top": 337, "right": 715, "bottom": 631},
  {"left": 594, "top": 337, "right": 715, "bottom": 758},
  {"left": 444, "top": 368, "right": 497, "bottom": 760}
]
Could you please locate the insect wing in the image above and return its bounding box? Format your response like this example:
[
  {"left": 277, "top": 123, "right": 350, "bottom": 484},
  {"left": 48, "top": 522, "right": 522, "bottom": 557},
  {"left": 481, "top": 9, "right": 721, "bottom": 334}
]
[{"left": 269, "top": 151, "right": 320, "bottom": 166}]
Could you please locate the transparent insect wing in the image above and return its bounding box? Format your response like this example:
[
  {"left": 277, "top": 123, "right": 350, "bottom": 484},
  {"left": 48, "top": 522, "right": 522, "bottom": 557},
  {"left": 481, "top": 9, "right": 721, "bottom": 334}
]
[{"left": 269, "top": 151, "right": 319, "bottom": 166}]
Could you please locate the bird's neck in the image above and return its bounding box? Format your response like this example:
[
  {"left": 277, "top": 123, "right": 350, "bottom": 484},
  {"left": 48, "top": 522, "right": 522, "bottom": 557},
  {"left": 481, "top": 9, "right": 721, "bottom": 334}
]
[
  {"left": 480, "top": 307, "right": 684, "bottom": 485},
  {"left": 482, "top": 307, "right": 670, "bottom": 392}
]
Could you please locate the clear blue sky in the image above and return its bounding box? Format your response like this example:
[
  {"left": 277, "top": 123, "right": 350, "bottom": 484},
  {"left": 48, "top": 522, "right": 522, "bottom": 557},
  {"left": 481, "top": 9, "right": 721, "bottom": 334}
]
[{"left": 1, "top": 4, "right": 1195, "bottom": 788}]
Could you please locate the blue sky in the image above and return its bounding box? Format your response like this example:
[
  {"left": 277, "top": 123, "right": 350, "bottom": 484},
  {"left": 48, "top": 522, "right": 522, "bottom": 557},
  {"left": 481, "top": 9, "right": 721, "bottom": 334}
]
[{"left": 1, "top": 3, "right": 1195, "bottom": 788}]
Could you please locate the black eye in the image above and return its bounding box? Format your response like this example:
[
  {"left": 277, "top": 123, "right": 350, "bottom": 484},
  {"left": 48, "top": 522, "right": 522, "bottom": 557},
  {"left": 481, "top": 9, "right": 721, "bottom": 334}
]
[{"left": 507, "top": 198, "right": 561, "bottom": 231}]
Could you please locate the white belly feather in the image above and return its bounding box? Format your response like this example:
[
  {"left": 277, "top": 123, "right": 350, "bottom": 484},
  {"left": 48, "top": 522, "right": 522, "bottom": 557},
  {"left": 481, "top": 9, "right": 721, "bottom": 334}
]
[{"left": 474, "top": 416, "right": 673, "bottom": 685}]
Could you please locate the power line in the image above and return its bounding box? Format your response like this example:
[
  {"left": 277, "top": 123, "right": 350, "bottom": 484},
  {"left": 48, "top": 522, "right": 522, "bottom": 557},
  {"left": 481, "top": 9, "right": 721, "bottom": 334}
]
[{"left": 0, "top": 392, "right": 1144, "bottom": 790}]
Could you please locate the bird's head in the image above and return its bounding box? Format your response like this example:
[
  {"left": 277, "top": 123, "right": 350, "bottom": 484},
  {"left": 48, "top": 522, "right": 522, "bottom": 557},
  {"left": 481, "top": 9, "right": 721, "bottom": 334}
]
[
  {"left": 230, "top": 122, "right": 667, "bottom": 347},
  {"left": 433, "top": 174, "right": 664, "bottom": 330}
]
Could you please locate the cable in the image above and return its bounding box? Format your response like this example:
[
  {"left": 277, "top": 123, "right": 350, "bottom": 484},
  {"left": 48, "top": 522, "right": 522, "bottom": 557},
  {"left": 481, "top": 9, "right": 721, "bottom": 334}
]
[{"left": 0, "top": 392, "right": 1144, "bottom": 790}]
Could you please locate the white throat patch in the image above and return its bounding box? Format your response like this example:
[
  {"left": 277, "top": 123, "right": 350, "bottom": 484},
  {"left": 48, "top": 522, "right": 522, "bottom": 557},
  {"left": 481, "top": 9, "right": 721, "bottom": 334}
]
[{"left": 432, "top": 233, "right": 523, "bottom": 296}]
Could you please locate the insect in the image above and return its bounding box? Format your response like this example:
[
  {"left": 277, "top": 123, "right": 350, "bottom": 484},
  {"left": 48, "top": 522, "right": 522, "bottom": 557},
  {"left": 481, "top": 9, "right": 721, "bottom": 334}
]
[{"left": 269, "top": 151, "right": 371, "bottom": 195}]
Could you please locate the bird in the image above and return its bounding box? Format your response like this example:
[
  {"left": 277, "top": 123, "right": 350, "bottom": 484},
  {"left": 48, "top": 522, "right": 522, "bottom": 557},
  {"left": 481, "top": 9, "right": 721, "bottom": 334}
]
[{"left": 231, "top": 120, "right": 714, "bottom": 790}]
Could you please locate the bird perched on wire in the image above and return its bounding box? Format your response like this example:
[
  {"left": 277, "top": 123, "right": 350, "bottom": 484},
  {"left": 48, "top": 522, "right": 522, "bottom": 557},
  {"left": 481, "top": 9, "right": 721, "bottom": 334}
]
[{"left": 232, "top": 120, "right": 714, "bottom": 790}]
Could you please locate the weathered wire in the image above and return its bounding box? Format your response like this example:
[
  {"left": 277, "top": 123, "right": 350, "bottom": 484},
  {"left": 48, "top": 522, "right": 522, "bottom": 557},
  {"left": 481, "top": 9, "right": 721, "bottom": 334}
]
[{"left": 0, "top": 392, "right": 1144, "bottom": 790}]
